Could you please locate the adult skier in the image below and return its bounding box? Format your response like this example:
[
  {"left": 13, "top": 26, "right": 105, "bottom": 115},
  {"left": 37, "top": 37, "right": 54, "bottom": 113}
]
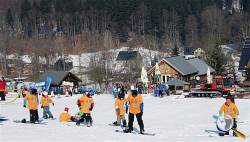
[
  {"left": 124, "top": 86, "right": 145, "bottom": 134},
  {"left": 219, "top": 95, "right": 239, "bottom": 136},
  {"left": 23, "top": 89, "right": 39, "bottom": 123},
  {"left": 40, "top": 92, "right": 54, "bottom": 119},
  {"left": 76, "top": 88, "right": 94, "bottom": 127}
]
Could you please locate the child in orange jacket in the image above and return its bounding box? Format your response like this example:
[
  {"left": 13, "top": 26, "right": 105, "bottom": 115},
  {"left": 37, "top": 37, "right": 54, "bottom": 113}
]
[
  {"left": 76, "top": 88, "right": 94, "bottom": 127},
  {"left": 113, "top": 92, "right": 127, "bottom": 127},
  {"left": 219, "top": 95, "right": 239, "bottom": 136},
  {"left": 40, "top": 92, "right": 54, "bottom": 119},
  {"left": 59, "top": 107, "right": 72, "bottom": 122},
  {"left": 124, "top": 86, "right": 144, "bottom": 134},
  {"left": 23, "top": 89, "right": 39, "bottom": 123}
]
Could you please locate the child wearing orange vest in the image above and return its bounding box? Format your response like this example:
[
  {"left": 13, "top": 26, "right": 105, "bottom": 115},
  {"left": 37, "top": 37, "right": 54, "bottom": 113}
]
[
  {"left": 76, "top": 88, "right": 94, "bottom": 127},
  {"left": 113, "top": 92, "right": 127, "bottom": 127},
  {"left": 59, "top": 107, "right": 72, "bottom": 122},
  {"left": 40, "top": 92, "right": 54, "bottom": 119},
  {"left": 124, "top": 86, "right": 144, "bottom": 134},
  {"left": 23, "top": 89, "right": 39, "bottom": 123},
  {"left": 219, "top": 95, "right": 239, "bottom": 136}
]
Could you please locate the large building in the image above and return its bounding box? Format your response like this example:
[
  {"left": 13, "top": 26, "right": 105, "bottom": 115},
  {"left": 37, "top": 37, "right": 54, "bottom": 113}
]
[
  {"left": 147, "top": 56, "right": 215, "bottom": 83},
  {"left": 147, "top": 56, "right": 198, "bottom": 82}
]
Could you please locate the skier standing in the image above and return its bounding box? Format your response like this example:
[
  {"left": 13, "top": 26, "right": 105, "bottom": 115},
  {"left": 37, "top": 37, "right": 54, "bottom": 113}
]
[
  {"left": 219, "top": 95, "right": 239, "bottom": 136},
  {"left": 23, "top": 89, "right": 39, "bottom": 123},
  {"left": 124, "top": 86, "right": 144, "bottom": 134},
  {"left": 76, "top": 88, "right": 94, "bottom": 127},
  {"left": 40, "top": 92, "right": 54, "bottom": 119},
  {"left": 113, "top": 92, "right": 127, "bottom": 127}
]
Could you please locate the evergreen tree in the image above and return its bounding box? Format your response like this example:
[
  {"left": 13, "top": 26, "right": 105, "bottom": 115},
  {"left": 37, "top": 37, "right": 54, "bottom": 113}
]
[
  {"left": 6, "top": 8, "right": 14, "bottom": 29},
  {"left": 20, "top": 0, "right": 32, "bottom": 21},
  {"left": 206, "top": 44, "right": 227, "bottom": 73}
]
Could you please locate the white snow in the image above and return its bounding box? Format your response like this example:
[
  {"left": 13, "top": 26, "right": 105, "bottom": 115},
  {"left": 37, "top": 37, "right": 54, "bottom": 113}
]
[{"left": 0, "top": 94, "right": 249, "bottom": 142}]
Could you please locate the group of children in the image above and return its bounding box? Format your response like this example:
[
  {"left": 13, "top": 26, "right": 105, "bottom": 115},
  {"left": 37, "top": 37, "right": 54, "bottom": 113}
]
[
  {"left": 22, "top": 89, "right": 54, "bottom": 123},
  {"left": 21, "top": 85, "right": 240, "bottom": 136}
]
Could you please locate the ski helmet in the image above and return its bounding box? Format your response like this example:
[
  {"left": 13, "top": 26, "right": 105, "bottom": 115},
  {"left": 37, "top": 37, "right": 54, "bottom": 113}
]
[
  {"left": 64, "top": 107, "right": 69, "bottom": 112},
  {"left": 88, "top": 87, "right": 95, "bottom": 96}
]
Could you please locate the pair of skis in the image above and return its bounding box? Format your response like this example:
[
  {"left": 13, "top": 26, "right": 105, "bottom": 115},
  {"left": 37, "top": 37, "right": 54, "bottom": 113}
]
[{"left": 115, "top": 129, "right": 156, "bottom": 136}]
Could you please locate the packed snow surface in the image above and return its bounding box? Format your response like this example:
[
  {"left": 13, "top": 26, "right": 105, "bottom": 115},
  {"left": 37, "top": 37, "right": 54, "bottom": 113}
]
[{"left": 1, "top": 94, "right": 250, "bottom": 142}]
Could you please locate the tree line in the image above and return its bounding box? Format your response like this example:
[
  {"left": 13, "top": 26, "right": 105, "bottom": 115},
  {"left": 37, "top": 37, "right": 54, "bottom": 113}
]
[{"left": 0, "top": 0, "right": 250, "bottom": 77}]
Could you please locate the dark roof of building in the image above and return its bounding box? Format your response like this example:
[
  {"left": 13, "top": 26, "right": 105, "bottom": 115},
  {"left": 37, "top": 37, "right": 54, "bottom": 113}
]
[
  {"left": 239, "top": 37, "right": 250, "bottom": 71},
  {"left": 163, "top": 56, "right": 198, "bottom": 75},
  {"left": 187, "top": 58, "right": 215, "bottom": 75},
  {"left": 116, "top": 51, "right": 139, "bottom": 61},
  {"left": 166, "top": 79, "right": 190, "bottom": 86},
  {"left": 38, "top": 71, "right": 81, "bottom": 85}
]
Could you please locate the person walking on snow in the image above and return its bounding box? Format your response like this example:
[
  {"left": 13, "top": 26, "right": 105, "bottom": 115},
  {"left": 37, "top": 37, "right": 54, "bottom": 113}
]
[
  {"left": 219, "top": 95, "right": 239, "bottom": 136},
  {"left": 40, "top": 92, "right": 54, "bottom": 119},
  {"left": 124, "top": 86, "right": 145, "bottom": 134},
  {"left": 23, "top": 89, "right": 39, "bottom": 123},
  {"left": 76, "top": 88, "right": 94, "bottom": 127},
  {"left": 113, "top": 92, "right": 127, "bottom": 127}
]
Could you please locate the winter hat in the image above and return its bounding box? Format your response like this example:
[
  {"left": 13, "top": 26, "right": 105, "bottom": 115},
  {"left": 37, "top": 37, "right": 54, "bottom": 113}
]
[
  {"left": 31, "top": 89, "right": 38, "bottom": 95},
  {"left": 88, "top": 87, "right": 95, "bottom": 96},
  {"left": 64, "top": 107, "right": 69, "bottom": 112},
  {"left": 132, "top": 90, "right": 138, "bottom": 96},
  {"left": 226, "top": 94, "right": 233, "bottom": 100}
]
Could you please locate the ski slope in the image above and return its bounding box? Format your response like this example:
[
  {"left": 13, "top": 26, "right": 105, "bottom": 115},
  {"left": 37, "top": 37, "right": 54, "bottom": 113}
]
[{"left": 0, "top": 94, "right": 250, "bottom": 142}]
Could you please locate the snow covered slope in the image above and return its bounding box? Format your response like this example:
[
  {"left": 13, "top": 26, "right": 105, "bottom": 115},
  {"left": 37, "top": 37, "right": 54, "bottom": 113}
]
[{"left": 0, "top": 95, "right": 249, "bottom": 142}]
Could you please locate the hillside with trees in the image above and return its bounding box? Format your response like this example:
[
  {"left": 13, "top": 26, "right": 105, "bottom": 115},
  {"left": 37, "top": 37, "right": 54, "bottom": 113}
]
[{"left": 0, "top": 0, "right": 250, "bottom": 77}]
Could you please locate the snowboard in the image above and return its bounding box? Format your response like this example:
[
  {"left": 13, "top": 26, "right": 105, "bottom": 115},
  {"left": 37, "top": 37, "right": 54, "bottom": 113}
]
[
  {"left": 115, "top": 129, "right": 155, "bottom": 136},
  {"left": 13, "top": 120, "right": 47, "bottom": 125}
]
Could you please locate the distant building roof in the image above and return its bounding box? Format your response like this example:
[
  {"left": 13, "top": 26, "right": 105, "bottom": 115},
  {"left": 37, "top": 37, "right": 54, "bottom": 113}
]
[
  {"left": 163, "top": 56, "right": 198, "bottom": 76},
  {"left": 116, "top": 51, "right": 139, "bottom": 61},
  {"left": 239, "top": 37, "right": 250, "bottom": 71},
  {"left": 166, "top": 79, "right": 190, "bottom": 86},
  {"left": 187, "top": 58, "right": 215, "bottom": 75},
  {"left": 38, "top": 71, "right": 81, "bottom": 86},
  {"left": 184, "top": 47, "right": 194, "bottom": 55}
]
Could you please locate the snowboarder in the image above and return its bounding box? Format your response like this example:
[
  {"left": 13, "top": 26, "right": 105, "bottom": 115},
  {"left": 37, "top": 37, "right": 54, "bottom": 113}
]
[
  {"left": 113, "top": 92, "right": 127, "bottom": 127},
  {"left": 76, "top": 88, "right": 94, "bottom": 127},
  {"left": 124, "top": 86, "right": 145, "bottom": 134},
  {"left": 219, "top": 95, "right": 239, "bottom": 136},
  {"left": 23, "top": 89, "right": 39, "bottom": 124},
  {"left": 40, "top": 92, "right": 54, "bottom": 119}
]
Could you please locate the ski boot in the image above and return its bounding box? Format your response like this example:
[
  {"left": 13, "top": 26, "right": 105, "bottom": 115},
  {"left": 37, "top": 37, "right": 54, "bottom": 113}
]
[
  {"left": 140, "top": 128, "right": 145, "bottom": 134},
  {"left": 122, "top": 120, "right": 127, "bottom": 127},
  {"left": 76, "top": 122, "right": 80, "bottom": 126}
]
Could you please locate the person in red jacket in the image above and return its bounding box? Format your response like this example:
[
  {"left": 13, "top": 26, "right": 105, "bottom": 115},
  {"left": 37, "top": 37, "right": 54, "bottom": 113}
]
[{"left": 0, "top": 77, "right": 6, "bottom": 101}]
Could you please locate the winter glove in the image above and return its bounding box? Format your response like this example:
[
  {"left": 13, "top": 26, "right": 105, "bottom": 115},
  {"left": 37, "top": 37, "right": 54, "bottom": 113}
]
[{"left": 52, "top": 103, "right": 54, "bottom": 106}]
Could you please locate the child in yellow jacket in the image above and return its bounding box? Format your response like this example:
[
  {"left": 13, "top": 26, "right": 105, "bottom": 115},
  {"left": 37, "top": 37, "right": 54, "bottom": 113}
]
[
  {"left": 219, "top": 95, "right": 239, "bottom": 136},
  {"left": 113, "top": 92, "right": 127, "bottom": 127},
  {"left": 59, "top": 107, "right": 72, "bottom": 122},
  {"left": 124, "top": 86, "right": 144, "bottom": 134},
  {"left": 23, "top": 89, "right": 39, "bottom": 123},
  {"left": 40, "top": 92, "right": 54, "bottom": 119}
]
